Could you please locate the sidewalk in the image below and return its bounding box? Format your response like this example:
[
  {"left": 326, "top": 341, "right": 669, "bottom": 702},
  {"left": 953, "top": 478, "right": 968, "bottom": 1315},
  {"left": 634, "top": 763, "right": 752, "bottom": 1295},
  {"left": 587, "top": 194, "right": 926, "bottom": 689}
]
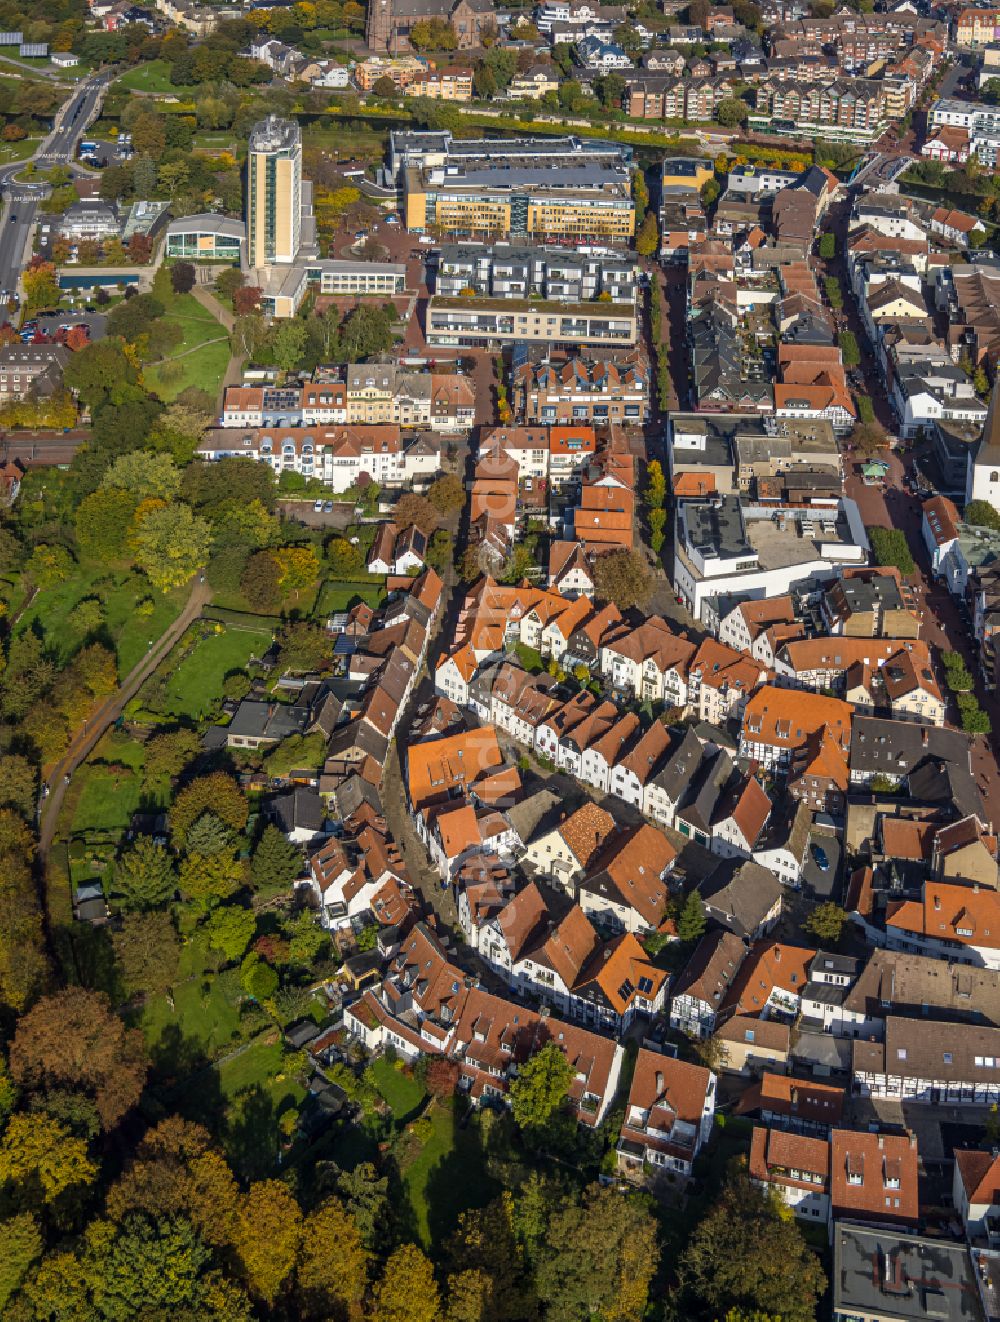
[{"left": 39, "top": 577, "right": 213, "bottom": 858}]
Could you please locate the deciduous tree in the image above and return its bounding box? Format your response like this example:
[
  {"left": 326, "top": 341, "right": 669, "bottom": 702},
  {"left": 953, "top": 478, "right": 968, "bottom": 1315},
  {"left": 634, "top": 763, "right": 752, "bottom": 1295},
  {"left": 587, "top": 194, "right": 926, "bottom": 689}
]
[
  {"left": 179, "top": 851, "right": 245, "bottom": 913},
  {"left": 372, "top": 1243, "right": 440, "bottom": 1322},
  {"left": 509, "top": 1041, "right": 573, "bottom": 1131},
  {"left": 205, "top": 905, "right": 257, "bottom": 964},
  {"left": 296, "top": 1198, "right": 369, "bottom": 1318},
  {"left": 112, "top": 910, "right": 181, "bottom": 999},
  {"left": 131, "top": 502, "right": 212, "bottom": 591},
  {"left": 677, "top": 1174, "right": 825, "bottom": 1322},
  {"left": 0, "top": 1113, "right": 97, "bottom": 1206},
  {"left": 233, "top": 1180, "right": 302, "bottom": 1305},
  {"left": 10, "top": 988, "right": 147, "bottom": 1131},
  {"left": 593, "top": 547, "right": 651, "bottom": 611},
  {"left": 169, "top": 773, "right": 248, "bottom": 846},
  {"left": 0, "top": 1212, "right": 42, "bottom": 1309}
]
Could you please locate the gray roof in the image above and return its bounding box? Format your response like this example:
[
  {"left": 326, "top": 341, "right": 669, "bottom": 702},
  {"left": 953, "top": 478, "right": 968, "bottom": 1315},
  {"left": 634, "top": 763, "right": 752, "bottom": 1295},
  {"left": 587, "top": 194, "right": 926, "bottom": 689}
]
[
  {"left": 649, "top": 728, "right": 706, "bottom": 806},
  {"left": 166, "top": 212, "right": 246, "bottom": 239},
  {"left": 698, "top": 860, "right": 782, "bottom": 939},
  {"left": 269, "top": 787, "right": 325, "bottom": 835},
  {"left": 506, "top": 788, "right": 563, "bottom": 844},
  {"left": 844, "top": 949, "right": 1000, "bottom": 1028},
  {"left": 853, "top": 1015, "right": 1000, "bottom": 1087},
  {"left": 849, "top": 715, "right": 971, "bottom": 777},
  {"left": 833, "top": 1225, "right": 984, "bottom": 1322},
  {"left": 227, "top": 700, "right": 309, "bottom": 743}
]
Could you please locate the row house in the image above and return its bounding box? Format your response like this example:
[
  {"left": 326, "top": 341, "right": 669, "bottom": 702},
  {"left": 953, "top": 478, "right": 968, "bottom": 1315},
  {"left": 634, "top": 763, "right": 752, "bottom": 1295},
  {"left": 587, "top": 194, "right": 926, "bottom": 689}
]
[
  {"left": 669, "top": 929, "right": 748, "bottom": 1039},
  {"left": 479, "top": 423, "right": 597, "bottom": 487},
  {"left": 687, "top": 637, "right": 770, "bottom": 725},
  {"left": 802, "top": 949, "right": 1000, "bottom": 1040},
  {"left": 196, "top": 426, "right": 440, "bottom": 493},
  {"left": 882, "top": 881, "right": 1000, "bottom": 971},
  {"left": 954, "top": 1149, "right": 1000, "bottom": 1242},
  {"left": 512, "top": 351, "right": 650, "bottom": 426},
  {"left": 737, "top": 1071, "right": 845, "bottom": 1135},
  {"left": 716, "top": 595, "right": 803, "bottom": 666},
  {"left": 470, "top": 881, "right": 667, "bottom": 1033},
  {"left": 576, "top": 822, "right": 678, "bottom": 935},
  {"left": 616, "top": 1049, "right": 716, "bottom": 1185},
  {"left": 220, "top": 372, "right": 475, "bottom": 433},
  {"left": 625, "top": 75, "right": 734, "bottom": 121},
  {"left": 345, "top": 924, "right": 624, "bottom": 1123},
  {"left": 305, "top": 826, "right": 408, "bottom": 932},
  {"left": 750, "top": 1127, "right": 919, "bottom": 1229},
  {"left": 599, "top": 615, "right": 697, "bottom": 708},
  {"left": 523, "top": 801, "right": 617, "bottom": 887},
  {"left": 774, "top": 637, "right": 944, "bottom": 726},
  {"left": 740, "top": 685, "right": 852, "bottom": 774},
  {"left": 853, "top": 1016, "right": 1000, "bottom": 1105},
  {"left": 723, "top": 939, "right": 816, "bottom": 1022},
  {"left": 753, "top": 79, "right": 886, "bottom": 135}
]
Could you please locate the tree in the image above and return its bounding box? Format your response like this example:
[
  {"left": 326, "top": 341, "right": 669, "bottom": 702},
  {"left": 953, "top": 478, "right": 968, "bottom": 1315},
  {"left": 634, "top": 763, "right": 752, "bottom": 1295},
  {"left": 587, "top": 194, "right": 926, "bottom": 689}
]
[
  {"left": 232, "top": 1180, "right": 302, "bottom": 1305},
  {"left": 677, "top": 890, "right": 706, "bottom": 944},
  {"left": 296, "top": 1198, "right": 369, "bottom": 1319},
  {"left": 10, "top": 988, "right": 147, "bottom": 1131},
  {"left": 233, "top": 285, "right": 263, "bottom": 317},
  {"left": 0, "top": 1114, "right": 96, "bottom": 1207},
  {"left": 426, "top": 528, "right": 453, "bottom": 574},
  {"left": 867, "top": 526, "right": 915, "bottom": 577},
  {"left": 143, "top": 728, "right": 201, "bottom": 785},
  {"left": 0, "top": 1213, "right": 42, "bottom": 1309},
  {"left": 170, "top": 773, "right": 249, "bottom": 846},
  {"left": 113, "top": 910, "right": 182, "bottom": 999},
  {"left": 445, "top": 1193, "right": 533, "bottom": 1321},
  {"left": 216, "top": 267, "right": 245, "bottom": 301},
  {"left": 678, "top": 1174, "right": 826, "bottom": 1322},
  {"left": 269, "top": 319, "right": 308, "bottom": 372},
  {"left": 851, "top": 419, "right": 887, "bottom": 458},
  {"left": 966, "top": 499, "right": 1000, "bottom": 532},
  {"left": 25, "top": 542, "right": 74, "bottom": 589},
  {"left": 958, "top": 691, "right": 992, "bottom": 734},
  {"left": 646, "top": 459, "right": 666, "bottom": 508},
  {"left": 509, "top": 1041, "right": 574, "bottom": 1131},
  {"left": 837, "top": 329, "right": 860, "bottom": 367},
  {"left": 701, "top": 177, "right": 720, "bottom": 208},
  {"left": 593, "top": 547, "right": 651, "bottom": 611},
  {"left": 179, "top": 851, "right": 245, "bottom": 913},
  {"left": 428, "top": 473, "right": 466, "bottom": 514},
  {"left": 240, "top": 550, "right": 283, "bottom": 611},
  {"left": 819, "top": 231, "right": 837, "bottom": 259},
  {"left": 275, "top": 619, "right": 328, "bottom": 673},
  {"left": 0, "top": 754, "right": 36, "bottom": 820},
  {"left": 394, "top": 492, "right": 441, "bottom": 533},
  {"left": 635, "top": 211, "right": 659, "bottom": 257},
  {"left": 326, "top": 537, "right": 365, "bottom": 579},
  {"left": 114, "top": 836, "right": 176, "bottom": 911},
  {"left": 372, "top": 73, "right": 397, "bottom": 98},
  {"left": 804, "top": 901, "right": 847, "bottom": 944},
  {"left": 102, "top": 449, "right": 181, "bottom": 501},
  {"left": 131, "top": 502, "right": 212, "bottom": 591},
  {"left": 536, "top": 1184, "right": 658, "bottom": 1322},
  {"left": 205, "top": 905, "right": 257, "bottom": 964},
  {"left": 717, "top": 96, "right": 748, "bottom": 127},
  {"left": 185, "top": 812, "right": 236, "bottom": 857},
  {"left": 373, "top": 1244, "right": 440, "bottom": 1322},
  {"left": 170, "top": 262, "right": 197, "bottom": 294},
  {"left": 274, "top": 545, "right": 320, "bottom": 595},
  {"left": 241, "top": 954, "right": 278, "bottom": 1001},
  {"left": 250, "top": 826, "right": 302, "bottom": 896},
  {"left": 22, "top": 260, "right": 61, "bottom": 311},
  {"left": 327, "top": 1162, "right": 388, "bottom": 1249}
]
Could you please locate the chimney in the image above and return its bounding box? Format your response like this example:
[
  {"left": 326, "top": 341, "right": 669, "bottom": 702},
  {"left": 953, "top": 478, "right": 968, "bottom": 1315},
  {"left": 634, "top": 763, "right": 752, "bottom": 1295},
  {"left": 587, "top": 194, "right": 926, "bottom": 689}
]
[
  {"left": 655, "top": 1071, "right": 664, "bottom": 1097},
  {"left": 933, "top": 893, "right": 941, "bottom": 911},
  {"left": 921, "top": 727, "right": 928, "bottom": 747},
  {"left": 878, "top": 1134, "right": 884, "bottom": 1149}
]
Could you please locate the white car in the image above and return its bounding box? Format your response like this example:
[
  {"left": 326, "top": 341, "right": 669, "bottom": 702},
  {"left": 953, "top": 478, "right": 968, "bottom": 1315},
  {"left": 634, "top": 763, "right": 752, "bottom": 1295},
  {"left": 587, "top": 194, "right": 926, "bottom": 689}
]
[{"left": 313, "top": 499, "right": 324, "bottom": 512}]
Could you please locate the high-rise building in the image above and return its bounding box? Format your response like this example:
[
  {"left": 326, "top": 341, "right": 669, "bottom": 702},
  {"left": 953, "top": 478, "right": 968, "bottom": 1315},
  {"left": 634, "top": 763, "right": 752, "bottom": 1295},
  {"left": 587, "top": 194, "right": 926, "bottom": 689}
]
[{"left": 247, "top": 115, "right": 302, "bottom": 267}]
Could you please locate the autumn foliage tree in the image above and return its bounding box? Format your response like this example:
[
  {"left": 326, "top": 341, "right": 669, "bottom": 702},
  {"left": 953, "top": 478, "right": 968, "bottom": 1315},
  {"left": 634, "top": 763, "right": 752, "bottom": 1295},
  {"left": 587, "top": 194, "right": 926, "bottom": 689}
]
[{"left": 9, "top": 988, "right": 148, "bottom": 1131}]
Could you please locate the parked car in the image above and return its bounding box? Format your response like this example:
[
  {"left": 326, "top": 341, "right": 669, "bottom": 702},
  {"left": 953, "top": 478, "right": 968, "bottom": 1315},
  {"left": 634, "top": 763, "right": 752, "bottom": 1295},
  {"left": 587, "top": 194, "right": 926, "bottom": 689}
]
[
  {"left": 811, "top": 843, "right": 830, "bottom": 872},
  {"left": 313, "top": 499, "right": 324, "bottom": 512}
]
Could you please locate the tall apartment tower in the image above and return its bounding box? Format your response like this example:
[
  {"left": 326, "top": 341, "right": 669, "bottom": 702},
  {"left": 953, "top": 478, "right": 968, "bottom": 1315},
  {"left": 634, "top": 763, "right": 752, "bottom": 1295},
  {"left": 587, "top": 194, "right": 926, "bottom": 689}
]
[{"left": 247, "top": 115, "right": 302, "bottom": 267}]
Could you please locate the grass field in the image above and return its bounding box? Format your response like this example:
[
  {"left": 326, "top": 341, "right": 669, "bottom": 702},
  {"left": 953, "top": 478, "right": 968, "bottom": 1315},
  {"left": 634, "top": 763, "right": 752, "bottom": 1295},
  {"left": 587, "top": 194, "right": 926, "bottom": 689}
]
[
  {"left": 116, "top": 59, "right": 193, "bottom": 96},
  {"left": 161, "top": 626, "right": 273, "bottom": 719},
  {"left": 145, "top": 290, "right": 231, "bottom": 403},
  {"left": 314, "top": 578, "right": 387, "bottom": 616},
  {"left": 399, "top": 1103, "right": 499, "bottom": 1248},
  {"left": 72, "top": 764, "right": 145, "bottom": 834},
  {"left": 369, "top": 1058, "right": 427, "bottom": 1120},
  {"left": 14, "top": 568, "right": 186, "bottom": 678}
]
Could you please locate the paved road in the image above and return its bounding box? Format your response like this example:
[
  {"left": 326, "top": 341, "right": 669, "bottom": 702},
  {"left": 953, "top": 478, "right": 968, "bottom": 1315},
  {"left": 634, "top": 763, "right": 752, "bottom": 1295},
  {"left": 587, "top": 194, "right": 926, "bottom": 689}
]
[
  {"left": 39, "top": 577, "right": 213, "bottom": 858},
  {"left": 0, "top": 71, "right": 113, "bottom": 301}
]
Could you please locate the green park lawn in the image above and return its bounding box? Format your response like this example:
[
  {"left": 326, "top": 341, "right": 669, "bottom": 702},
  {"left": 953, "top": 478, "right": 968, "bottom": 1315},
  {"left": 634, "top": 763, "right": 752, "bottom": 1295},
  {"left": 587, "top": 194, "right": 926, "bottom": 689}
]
[
  {"left": 160, "top": 626, "right": 273, "bottom": 719},
  {"left": 14, "top": 568, "right": 186, "bottom": 678},
  {"left": 145, "top": 291, "right": 231, "bottom": 403},
  {"left": 116, "top": 59, "right": 192, "bottom": 96}
]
